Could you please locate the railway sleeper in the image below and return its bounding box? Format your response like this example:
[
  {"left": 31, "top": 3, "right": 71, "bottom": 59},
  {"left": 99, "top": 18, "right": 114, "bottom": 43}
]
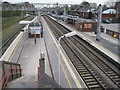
[
  {"left": 114, "top": 78, "right": 120, "bottom": 82},
  {"left": 80, "top": 71, "right": 90, "bottom": 74},
  {"left": 75, "top": 64, "right": 84, "bottom": 67},
  {"left": 87, "top": 82, "right": 100, "bottom": 86},
  {"left": 75, "top": 65, "right": 85, "bottom": 68},
  {"left": 108, "top": 73, "right": 117, "bottom": 76},
  {"left": 111, "top": 76, "right": 120, "bottom": 79},
  {"left": 82, "top": 75, "right": 93, "bottom": 78},
  {"left": 83, "top": 76, "right": 95, "bottom": 80},
  {"left": 79, "top": 69, "right": 88, "bottom": 72},
  {"left": 89, "top": 84, "right": 102, "bottom": 89},
  {"left": 106, "top": 71, "right": 114, "bottom": 74},
  {"left": 99, "top": 65, "right": 107, "bottom": 68},
  {"left": 85, "top": 79, "right": 96, "bottom": 82},
  {"left": 78, "top": 68, "right": 89, "bottom": 71},
  {"left": 77, "top": 68, "right": 86, "bottom": 70},
  {"left": 109, "top": 74, "right": 118, "bottom": 77},
  {"left": 81, "top": 74, "right": 91, "bottom": 77},
  {"left": 74, "top": 61, "right": 82, "bottom": 64},
  {"left": 75, "top": 65, "right": 84, "bottom": 68}
]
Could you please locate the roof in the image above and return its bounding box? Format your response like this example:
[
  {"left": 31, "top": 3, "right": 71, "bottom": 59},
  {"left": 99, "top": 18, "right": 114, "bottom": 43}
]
[
  {"left": 71, "top": 18, "right": 97, "bottom": 23},
  {"left": 103, "top": 9, "right": 116, "bottom": 14},
  {"left": 29, "top": 22, "right": 41, "bottom": 27}
]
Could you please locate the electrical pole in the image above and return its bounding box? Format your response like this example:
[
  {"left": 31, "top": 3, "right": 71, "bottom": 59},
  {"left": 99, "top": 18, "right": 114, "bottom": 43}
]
[
  {"left": 64, "top": 7, "right": 66, "bottom": 22},
  {"left": 96, "top": 4, "right": 102, "bottom": 41},
  {"left": 34, "top": 22, "right": 36, "bottom": 44}
]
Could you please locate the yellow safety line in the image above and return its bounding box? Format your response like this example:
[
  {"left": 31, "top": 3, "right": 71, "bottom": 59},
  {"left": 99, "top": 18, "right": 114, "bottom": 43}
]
[
  {"left": 7, "top": 34, "right": 23, "bottom": 62},
  {"left": 53, "top": 45, "right": 73, "bottom": 88}
]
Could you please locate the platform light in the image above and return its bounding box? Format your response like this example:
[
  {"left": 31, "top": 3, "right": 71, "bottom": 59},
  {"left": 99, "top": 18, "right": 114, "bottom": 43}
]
[
  {"left": 19, "top": 21, "right": 32, "bottom": 25},
  {"left": 58, "top": 31, "right": 77, "bottom": 85},
  {"left": 64, "top": 31, "right": 77, "bottom": 37}
]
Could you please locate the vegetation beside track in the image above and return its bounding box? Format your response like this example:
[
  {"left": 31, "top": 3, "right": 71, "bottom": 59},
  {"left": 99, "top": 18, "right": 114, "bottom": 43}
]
[{"left": 2, "top": 16, "right": 34, "bottom": 41}]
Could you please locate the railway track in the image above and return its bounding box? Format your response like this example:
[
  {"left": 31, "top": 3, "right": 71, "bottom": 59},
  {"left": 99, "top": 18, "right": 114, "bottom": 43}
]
[
  {"left": 44, "top": 15, "right": 120, "bottom": 89},
  {"left": 0, "top": 25, "right": 24, "bottom": 57}
]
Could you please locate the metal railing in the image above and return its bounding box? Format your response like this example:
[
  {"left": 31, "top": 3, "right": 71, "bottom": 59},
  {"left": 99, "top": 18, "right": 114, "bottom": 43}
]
[
  {"left": 0, "top": 61, "right": 22, "bottom": 90},
  {"left": 0, "top": 68, "right": 22, "bottom": 90}
]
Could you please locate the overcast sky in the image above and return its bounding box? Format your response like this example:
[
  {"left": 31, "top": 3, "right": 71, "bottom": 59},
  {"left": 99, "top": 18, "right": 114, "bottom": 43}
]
[{"left": 2, "top": 0, "right": 117, "bottom": 5}]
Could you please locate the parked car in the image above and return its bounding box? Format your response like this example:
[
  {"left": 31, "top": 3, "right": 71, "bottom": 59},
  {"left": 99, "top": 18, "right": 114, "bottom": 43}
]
[{"left": 102, "top": 19, "right": 110, "bottom": 24}]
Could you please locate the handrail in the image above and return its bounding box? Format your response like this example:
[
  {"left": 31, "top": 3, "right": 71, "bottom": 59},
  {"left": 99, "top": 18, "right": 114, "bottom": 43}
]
[
  {"left": 38, "top": 67, "right": 40, "bottom": 88},
  {"left": 38, "top": 67, "right": 40, "bottom": 80},
  {"left": 0, "top": 68, "right": 22, "bottom": 90}
]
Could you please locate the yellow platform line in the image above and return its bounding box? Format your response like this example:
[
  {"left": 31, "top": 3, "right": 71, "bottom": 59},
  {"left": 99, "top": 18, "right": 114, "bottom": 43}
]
[
  {"left": 53, "top": 44, "right": 73, "bottom": 88},
  {"left": 8, "top": 36, "right": 23, "bottom": 62},
  {"left": 6, "top": 33, "right": 23, "bottom": 62}
]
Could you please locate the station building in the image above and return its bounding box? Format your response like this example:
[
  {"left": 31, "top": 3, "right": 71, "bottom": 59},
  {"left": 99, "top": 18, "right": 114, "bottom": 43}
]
[{"left": 74, "top": 19, "right": 97, "bottom": 32}]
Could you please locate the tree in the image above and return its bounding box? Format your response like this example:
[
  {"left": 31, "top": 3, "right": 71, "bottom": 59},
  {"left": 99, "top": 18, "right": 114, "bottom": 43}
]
[
  {"left": 87, "top": 11, "right": 94, "bottom": 19},
  {"left": 104, "top": 0, "right": 117, "bottom": 8},
  {"left": 115, "top": 1, "right": 120, "bottom": 9}
]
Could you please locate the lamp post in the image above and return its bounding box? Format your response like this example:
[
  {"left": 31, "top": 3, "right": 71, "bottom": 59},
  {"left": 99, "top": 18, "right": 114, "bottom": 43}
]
[
  {"left": 34, "top": 21, "right": 37, "bottom": 44},
  {"left": 96, "top": 4, "right": 102, "bottom": 41},
  {"left": 58, "top": 31, "right": 77, "bottom": 85}
]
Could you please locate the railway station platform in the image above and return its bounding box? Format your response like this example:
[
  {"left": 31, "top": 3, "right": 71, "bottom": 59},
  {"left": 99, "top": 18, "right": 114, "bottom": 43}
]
[
  {"left": 5, "top": 38, "right": 61, "bottom": 88},
  {"left": 48, "top": 15, "right": 119, "bottom": 65},
  {"left": 0, "top": 16, "right": 86, "bottom": 89},
  {"left": 1, "top": 15, "right": 119, "bottom": 89}
]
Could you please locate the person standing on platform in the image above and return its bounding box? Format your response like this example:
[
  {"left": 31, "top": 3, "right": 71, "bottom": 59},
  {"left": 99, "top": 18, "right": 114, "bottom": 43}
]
[{"left": 41, "top": 24, "right": 43, "bottom": 38}]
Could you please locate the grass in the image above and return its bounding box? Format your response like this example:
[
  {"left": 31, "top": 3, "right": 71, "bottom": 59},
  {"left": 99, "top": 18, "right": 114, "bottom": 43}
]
[{"left": 1, "top": 16, "right": 34, "bottom": 40}]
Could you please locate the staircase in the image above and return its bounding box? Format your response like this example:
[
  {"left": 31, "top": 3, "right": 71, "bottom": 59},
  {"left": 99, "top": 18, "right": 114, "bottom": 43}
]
[{"left": 0, "top": 58, "right": 62, "bottom": 89}]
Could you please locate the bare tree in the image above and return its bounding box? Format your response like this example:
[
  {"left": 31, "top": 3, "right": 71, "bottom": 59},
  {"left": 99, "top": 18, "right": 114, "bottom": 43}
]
[{"left": 104, "top": 0, "right": 118, "bottom": 8}]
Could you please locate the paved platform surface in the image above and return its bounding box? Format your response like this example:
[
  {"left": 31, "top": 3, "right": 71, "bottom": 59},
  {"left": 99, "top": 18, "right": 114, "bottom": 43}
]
[
  {"left": 4, "top": 16, "right": 62, "bottom": 88},
  {"left": 49, "top": 15, "right": 119, "bottom": 64},
  {"left": 6, "top": 37, "right": 62, "bottom": 88},
  {"left": 101, "top": 23, "right": 119, "bottom": 32}
]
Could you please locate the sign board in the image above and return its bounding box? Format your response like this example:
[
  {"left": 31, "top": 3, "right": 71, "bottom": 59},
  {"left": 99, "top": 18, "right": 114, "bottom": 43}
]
[
  {"left": 84, "top": 24, "right": 92, "bottom": 28},
  {"left": 30, "top": 30, "right": 41, "bottom": 34},
  {"left": 29, "top": 27, "right": 41, "bottom": 34}
]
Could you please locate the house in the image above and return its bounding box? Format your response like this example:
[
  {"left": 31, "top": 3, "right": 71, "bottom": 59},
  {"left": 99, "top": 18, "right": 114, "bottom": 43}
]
[
  {"left": 116, "top": 3, "right": 120, "bottom": 18},
  {"left": 102, "top": 9, "right": 116, "bottom": 20}
]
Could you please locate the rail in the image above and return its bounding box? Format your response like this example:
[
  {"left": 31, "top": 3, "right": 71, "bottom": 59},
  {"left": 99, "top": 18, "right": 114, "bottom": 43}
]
[
  {"left": 0, "top": 25, "right": 24, "bottom": 56},
  {"left": 44, "top": 15, "right": 120, "bottom": 89}
]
